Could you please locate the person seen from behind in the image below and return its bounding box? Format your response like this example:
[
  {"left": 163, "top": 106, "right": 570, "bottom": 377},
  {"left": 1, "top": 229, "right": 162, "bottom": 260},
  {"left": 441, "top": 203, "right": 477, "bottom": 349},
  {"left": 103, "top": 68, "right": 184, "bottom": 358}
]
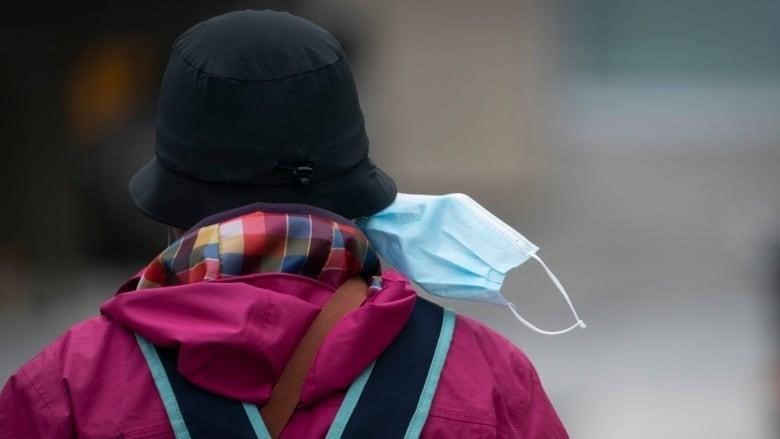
[{"left": 0, "top": 10, "right": 582, "bottom": 438}]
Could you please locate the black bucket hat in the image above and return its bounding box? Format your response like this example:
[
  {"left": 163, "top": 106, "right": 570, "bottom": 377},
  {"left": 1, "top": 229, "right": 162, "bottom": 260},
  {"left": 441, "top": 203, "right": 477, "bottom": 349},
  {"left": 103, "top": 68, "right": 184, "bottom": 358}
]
[{"left": 129, "top": 10, "right": 396, "bottom": 228}]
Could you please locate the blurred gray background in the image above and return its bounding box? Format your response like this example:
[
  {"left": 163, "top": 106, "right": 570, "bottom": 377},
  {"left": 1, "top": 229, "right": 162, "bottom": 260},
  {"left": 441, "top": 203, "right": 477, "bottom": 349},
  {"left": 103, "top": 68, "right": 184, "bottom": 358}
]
[{"left": 1, "top": 1, "right": 778, "bottom": 437}]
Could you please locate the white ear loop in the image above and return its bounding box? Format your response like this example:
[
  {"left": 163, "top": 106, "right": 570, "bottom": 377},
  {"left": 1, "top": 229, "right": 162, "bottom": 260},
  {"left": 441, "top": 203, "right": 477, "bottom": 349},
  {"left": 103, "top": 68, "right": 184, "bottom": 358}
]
[{"left": 505, "top": 253, "right": 586, "bottom": 335}]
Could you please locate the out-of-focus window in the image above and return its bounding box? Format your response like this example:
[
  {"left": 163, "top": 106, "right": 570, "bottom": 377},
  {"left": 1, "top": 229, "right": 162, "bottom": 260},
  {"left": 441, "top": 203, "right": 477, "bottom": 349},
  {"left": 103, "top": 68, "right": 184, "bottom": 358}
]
[
  {"left": 568, "top": 0, "right": 780, "bottom": 79},
  {"left": 554, "top": 0, "right": 780, "bottom": 155}
]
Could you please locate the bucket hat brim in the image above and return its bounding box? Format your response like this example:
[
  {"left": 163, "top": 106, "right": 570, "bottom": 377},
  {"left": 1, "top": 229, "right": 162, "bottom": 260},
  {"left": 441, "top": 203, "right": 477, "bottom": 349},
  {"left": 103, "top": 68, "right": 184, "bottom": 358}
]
[{"left": 129, "top": 157, "right": 397, "bottom": 229}]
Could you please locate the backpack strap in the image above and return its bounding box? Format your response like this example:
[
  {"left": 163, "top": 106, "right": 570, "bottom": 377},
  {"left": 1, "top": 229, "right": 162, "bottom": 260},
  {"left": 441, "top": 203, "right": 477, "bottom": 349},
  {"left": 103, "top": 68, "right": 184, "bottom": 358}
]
[
  {"left": 136, "top": 296, "right": 456, "bottom": 439},
  {"left": 261, "top": 277, "right": 369, "bottom": 437},
  {"left": 333, "top": 298, "right": 456, "bottom": 439},
  {"left": 135, "top": 334, "right": 265, "bottom": 439}
]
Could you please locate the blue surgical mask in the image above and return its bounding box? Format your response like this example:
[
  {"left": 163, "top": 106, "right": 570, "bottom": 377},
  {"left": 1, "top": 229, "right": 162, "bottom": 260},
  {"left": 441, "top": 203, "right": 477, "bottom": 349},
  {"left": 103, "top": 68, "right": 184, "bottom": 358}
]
[{"left": 356, "top": 193, "right": 586, "bottom": 335}]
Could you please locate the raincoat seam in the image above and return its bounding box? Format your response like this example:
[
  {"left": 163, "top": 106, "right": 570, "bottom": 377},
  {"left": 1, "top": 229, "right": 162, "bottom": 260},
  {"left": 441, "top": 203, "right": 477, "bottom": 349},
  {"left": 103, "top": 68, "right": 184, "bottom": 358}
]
[
  {"left": 426, "top": 412, "right": 497, "bottom": 428},
  {"left": 428, "top": 407, "right": 496, "bottom": 427},
  {"left": 510, "top": 366, "right": 536, "bottom": 428},
  {"left": 25, "top": 369, "right": 68, "bottom": 436}
]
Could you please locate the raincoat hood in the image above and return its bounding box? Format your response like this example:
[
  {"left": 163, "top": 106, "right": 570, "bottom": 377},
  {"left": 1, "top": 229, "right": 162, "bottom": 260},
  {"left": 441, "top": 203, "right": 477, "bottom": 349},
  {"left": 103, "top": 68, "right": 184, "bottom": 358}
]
[
  {"left": 101, "top": 202, "right": 416, "bottom": 405},
  {"left": 101, "top": 270, "right": 416, "bottom": 406}
]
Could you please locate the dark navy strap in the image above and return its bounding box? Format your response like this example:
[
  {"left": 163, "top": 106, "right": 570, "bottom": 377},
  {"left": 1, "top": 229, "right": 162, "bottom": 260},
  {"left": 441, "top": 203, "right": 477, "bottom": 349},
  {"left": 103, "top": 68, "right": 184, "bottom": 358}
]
[
  {"left": 153, "top": 345, "right": 260, "bottom": 439},
  {"left": 339, "top": 298, "right": 452, "bottom": 438},
  {"left": 139, "top": 340, "right": 258, "bottom": 439}
]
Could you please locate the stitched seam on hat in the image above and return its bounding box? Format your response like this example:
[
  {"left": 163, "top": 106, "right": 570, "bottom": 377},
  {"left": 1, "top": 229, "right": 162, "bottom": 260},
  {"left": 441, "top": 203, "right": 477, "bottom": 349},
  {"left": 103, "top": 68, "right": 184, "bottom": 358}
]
[
  {"left": 133, "top": 163, "right": 393, "bottom": 228},
  {"left": 354, "top": 173, "right": 397, "bottom": 215},
  {"left": 281, "top": 62, "right": 297, "bottom": 157},
  {"left": 128, "top": 182, "right": 190, "bottom": 228},
  {"left": 171, "top": 43, "right": 344, "bottom": 82},
  {"left": 156, "top": 153, "right": 372, "bottom": 188}
]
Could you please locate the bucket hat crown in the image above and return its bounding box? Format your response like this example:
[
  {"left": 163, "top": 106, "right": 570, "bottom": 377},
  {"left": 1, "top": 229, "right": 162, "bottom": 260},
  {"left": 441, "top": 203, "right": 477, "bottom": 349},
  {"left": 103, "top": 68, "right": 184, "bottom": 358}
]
[{"left": 129, "top": 10, "right": 396, "bottom": 228}]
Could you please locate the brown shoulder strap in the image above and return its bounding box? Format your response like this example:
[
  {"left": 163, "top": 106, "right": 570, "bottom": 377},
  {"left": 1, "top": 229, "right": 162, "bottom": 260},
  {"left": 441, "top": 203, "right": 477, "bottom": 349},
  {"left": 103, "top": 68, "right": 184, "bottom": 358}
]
[{"left": 260, "top": 277, "right": 369, "bottom": 438}]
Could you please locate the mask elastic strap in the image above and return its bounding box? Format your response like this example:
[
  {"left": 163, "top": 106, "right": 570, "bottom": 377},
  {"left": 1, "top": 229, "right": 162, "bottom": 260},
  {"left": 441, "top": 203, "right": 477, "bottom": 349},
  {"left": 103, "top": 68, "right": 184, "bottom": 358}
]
[{"left": 506, "top": 253, "right": 586, "bottom": 335}]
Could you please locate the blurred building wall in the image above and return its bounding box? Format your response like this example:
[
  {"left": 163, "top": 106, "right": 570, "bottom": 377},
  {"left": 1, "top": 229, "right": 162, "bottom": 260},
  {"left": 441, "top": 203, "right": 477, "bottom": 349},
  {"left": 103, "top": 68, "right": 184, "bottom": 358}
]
[{"left": 373, "top": 0, "right": 542, "bottom": 189}]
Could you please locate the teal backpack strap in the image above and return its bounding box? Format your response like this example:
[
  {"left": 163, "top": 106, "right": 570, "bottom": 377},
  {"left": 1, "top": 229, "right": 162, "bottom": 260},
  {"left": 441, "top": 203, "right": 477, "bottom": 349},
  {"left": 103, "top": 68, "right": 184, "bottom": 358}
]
[
  {"left": 135, "top": 335, "right": 270, "bottom": 439},
  {"left": 331, "top": 298, "right": 456, "bottom": 438}
]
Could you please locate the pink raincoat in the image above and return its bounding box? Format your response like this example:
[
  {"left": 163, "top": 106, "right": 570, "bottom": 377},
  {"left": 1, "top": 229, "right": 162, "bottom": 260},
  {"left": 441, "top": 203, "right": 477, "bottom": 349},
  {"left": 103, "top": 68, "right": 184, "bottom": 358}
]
[{"left": 0, "top": 269, "right": 567, "bottom": 438}]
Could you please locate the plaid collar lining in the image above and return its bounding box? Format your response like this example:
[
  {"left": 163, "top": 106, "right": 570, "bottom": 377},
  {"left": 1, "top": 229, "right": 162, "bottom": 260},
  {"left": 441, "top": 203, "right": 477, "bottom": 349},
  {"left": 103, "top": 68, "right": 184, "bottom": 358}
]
[{"left": 137, "top": 210, "right": 379, "bottom": 290}]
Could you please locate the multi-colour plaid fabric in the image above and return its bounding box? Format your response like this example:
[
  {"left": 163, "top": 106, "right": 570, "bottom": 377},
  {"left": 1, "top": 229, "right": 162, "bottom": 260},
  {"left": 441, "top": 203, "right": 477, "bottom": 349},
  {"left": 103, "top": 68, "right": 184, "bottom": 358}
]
[{"left": 136, "top": 211, "right": 380, "bottom": 290}]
